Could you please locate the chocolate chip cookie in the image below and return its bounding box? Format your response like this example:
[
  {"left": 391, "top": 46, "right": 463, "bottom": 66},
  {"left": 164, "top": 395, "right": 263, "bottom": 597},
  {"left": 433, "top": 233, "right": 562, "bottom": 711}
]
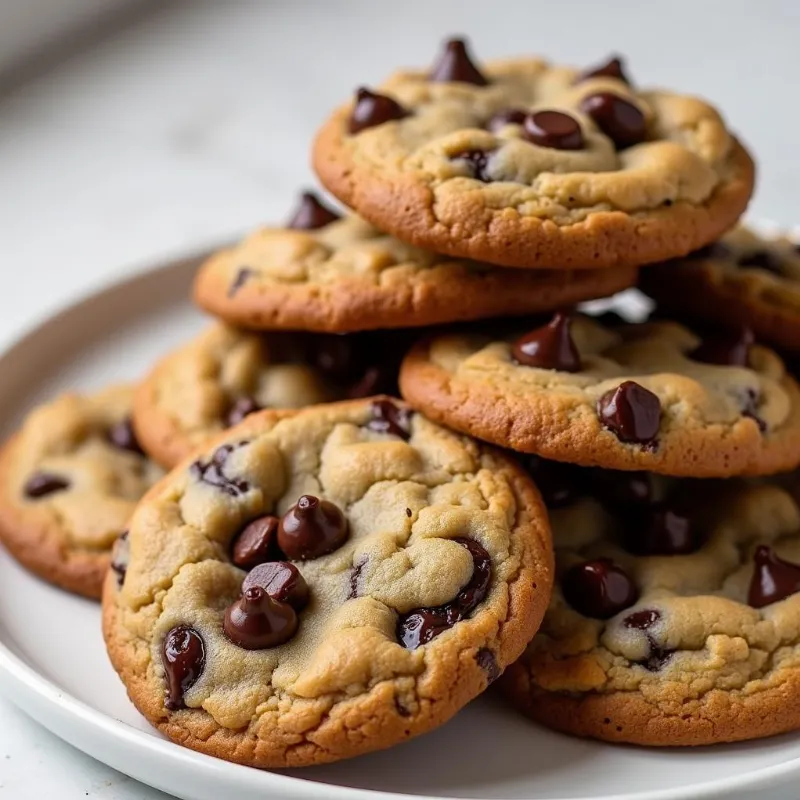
[
  {"left": 133, "top": 323, "right": 408, "bottom": 468},
  {"left": 502, "top": 461, "right": 800, "bottom": 745},
  {"left": 313, "top": 39, "right": 754, "bottom": 270},
  {"left": 0, "top": 385, "right": 162, "bottom": 599},
  {"left": 102, "top": 398, "right": 553, "bottom": 767},
  {"left": 193, "top": 191, "right": 638, "bottom": 332},
  {"left": 399, "top": 313, "right": 800, "bottom": 476},
  {"left": 641, "top": 227, "right": 800, "bottom": 355}
]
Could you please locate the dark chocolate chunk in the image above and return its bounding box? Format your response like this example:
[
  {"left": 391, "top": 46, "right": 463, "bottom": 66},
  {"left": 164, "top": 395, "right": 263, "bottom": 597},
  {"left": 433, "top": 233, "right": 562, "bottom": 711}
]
[
  {"left": 367, "top": 398, "right": 412, "bottom": 440},
  {"left": 110, "top": 530, "right": 130, "bottom": 587},
  {"left": 597, "top": 381, "right": 661, "bottom": 444},
  {"left": 397, "top": 538, "right": 491, "bottom": 649},
  {"left": 580, "top": 92, "right": 646, "bottom": 149},
  {"left": 107, "top": 417, "right": 144, "bottom": 455},
  {"left": 748, "top": 545, "right": 800, "bottom": 608},
  {"left": 228, "top": 266, "right": 255, "bottom": 297},
  {"left": 623, "top": 608, "right": 660, "bottom": 630},
  {"left": 590, "top": 469, "right": 653, "bottom": 511},
  {"left": 429, "top": 37, "right": 488, "bottom": 86},
  {"left": 690, "top": 327, "right": 753, "bottom": 368},
  {"left": 512, "top": 312, "right": 581, "bottom": 371},
  {"left": 623, "top": 506, "right": 698, "bottom": 556},
  {"left": 577, "top": 55, "right": 630, "bottom": 85},
  {"left": 190, "top": 443, "right": 251, "bottom": 497},
  {"left": 162, "top": 625, "right": 205, "bottom": 710},
  {"left": 231, "top": 515, "right": 280, "bottom": 570},
  {"left": 23, "top": 472, "right": 70, "bottom": 499},
  {"left": 456, "top": 149, "right": 493, "bottom": 182},
  {"left": 223, "top": 586, "right": 298, "bottom": 650},
  {"left": 348, "top": 557, "right": 367, "bottom": 599},
  {"left": 278, "top": 495, "right": 349, "bottom": 560},
  {"left": 562, "top": 558, "right": 638, "bottom": 619},
  {"left": 523, "top": 110, "right": 584, "bottom": 150},
  {"left": 286, "top": 191, "right": 341, "bottom": 231},
  {"left": 349, "top": 87, "right": 409, "bottom": 134},
  {"left": 226, "top": 396, "right": 262, "bottom": 428},
  {"left": 475, "top": 647, "right": 501, "bottom": 682},
  {"left": 242, "top": 561, "right": 309, "bottom": 610}
]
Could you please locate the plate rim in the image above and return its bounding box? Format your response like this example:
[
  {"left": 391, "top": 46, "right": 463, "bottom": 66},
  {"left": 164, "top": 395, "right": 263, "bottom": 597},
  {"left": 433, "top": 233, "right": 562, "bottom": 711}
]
[{"left": 0, "top": 242, "right": 799, "bottom": 800}]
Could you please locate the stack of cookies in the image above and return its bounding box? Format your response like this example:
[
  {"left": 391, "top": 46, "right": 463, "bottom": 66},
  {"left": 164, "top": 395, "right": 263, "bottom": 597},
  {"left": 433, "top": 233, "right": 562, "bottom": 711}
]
[{"left": 6, "top": 37, "right": 800, "bottom": 769}]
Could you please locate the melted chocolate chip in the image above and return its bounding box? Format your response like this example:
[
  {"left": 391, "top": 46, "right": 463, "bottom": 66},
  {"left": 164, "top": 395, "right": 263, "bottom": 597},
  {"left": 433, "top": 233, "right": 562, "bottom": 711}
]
[
  {"left": 580, "top": 92, "right": 646, "bottom": 149},
  {"left": 242, "top": 561, "right": 309, "bottom": 609},
  {"left": 223, "top": 586, "right": 298, "bottom": 650},
  {"left": 486, "top": 108, "right": 527, "bottom": 132},
  {"left": 562, "top": 558, "right": 638, "bottom": 620},
  {"left": 748, "top": 546, "right": 800, "bottom": 608},
  {"left": 640, "top": 644, "right": 674, "bottom": 672},
  {"left": 228, "top": 266, "right": 255, "bottom": 297},
  {"left": 624, "top": 608, "right": 660, "bottom": 630},
  {"left": 162, "top": 626, "right": 205, "bottom": 710},
  {"left": 623, "top": 506, "right": 698, "bottom": 556},
  {"left": 23, "top": 472, "right": 70, "bottom": 499},
  {"left": 577, "top": 55, "right": 630, "bottom": 85},
  {"left": 286, "top": 191, "right": 341, "bottom": 231},
  {"left": 110, "top": 530, "right": 129, "bottom": 587},
  {"left": 457, "top": 149, "right": 493, "bottom": 182},
  {"left": 476, "top": 647, "right": 501, "bottom": 682},
  {"left": 519, "top": 454, "right": 585, "bottom": 509},
  {"left": 190, "top": 443, "right": 251, "bottom": 497},
  {"left": 512, "top": 312, "right": 581, "bottom": 371},
  {"left": 231, "top": 515, "right": 280, "bottom": 570},
  {"left": 226, "top": 396, "right": 262, "bottom": 428},
  {"left": 597, "top": 381, "right": 661, "bottom": 445},
  {"left": 397, "top": 538, "right": 491, "bottom": 649},
  {"left": 349, "top": 557, "right": 367, "bottom": 599},
  {"left": 107, "top": 417, "right": 144, "bottom": 455},
  {"left": 349, "top": 87, "right": 409, "bottom": 134},
  {"left": 429, "top": 37, "right": 487, "bottom": 86},
  {"left": 278, "top": 495, "right": 349, "bottom": 560},
  {"left": 690, "top": 327, "right": 753, "bottom": 368},
  {"left": 367, "top": 399, "right": 412, "bottom": 440},
  {"left": 523, "top": 110, "right": 584, "bottom": 150},
  {"left": 738, "top": 250, "right": 784, "bottom": 275}
]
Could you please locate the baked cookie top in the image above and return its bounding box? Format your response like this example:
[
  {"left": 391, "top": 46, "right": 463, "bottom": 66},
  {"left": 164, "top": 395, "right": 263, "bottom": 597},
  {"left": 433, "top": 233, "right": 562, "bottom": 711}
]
[
  {"left": 103, "top": 398, "right": 552, "bottom": 767},
  {"left": 0, "top": 385, "right": 162, "bottom": 598},
  {"left": 313, "top": 39, "right": 754, "bottom": 270},
  {"left": 133, "top": 323, "right": 408, "bottom": 468},
  {"left": 641, "top": 227, "right": 800, "bottom": 354},
  {"left": 502, "top": 461, "right": 800, "bottom": 745},
  {"left": 399, "top": 313, "right": 800, "bottom": 476},
  {"left": 193, "top": 191, "right": 638, "bottom": 332}
]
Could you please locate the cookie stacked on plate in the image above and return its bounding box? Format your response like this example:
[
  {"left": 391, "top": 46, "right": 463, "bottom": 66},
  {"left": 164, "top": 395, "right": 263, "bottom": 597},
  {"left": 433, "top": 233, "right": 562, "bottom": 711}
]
[{"left": 6, "top": 36, "right": 800, "bottom": 766}]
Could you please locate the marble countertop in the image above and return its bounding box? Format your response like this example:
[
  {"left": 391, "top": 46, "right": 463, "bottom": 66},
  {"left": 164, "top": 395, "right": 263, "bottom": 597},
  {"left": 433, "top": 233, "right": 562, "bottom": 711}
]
[{"left": 1, "top": 1, "right": 799, "bottom": 797}]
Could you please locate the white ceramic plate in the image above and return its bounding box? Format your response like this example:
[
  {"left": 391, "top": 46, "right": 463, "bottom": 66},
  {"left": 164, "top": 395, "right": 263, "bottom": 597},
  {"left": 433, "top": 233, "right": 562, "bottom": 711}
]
[{"left": 1, "top": 249, "right": 800, "bottom": 800}]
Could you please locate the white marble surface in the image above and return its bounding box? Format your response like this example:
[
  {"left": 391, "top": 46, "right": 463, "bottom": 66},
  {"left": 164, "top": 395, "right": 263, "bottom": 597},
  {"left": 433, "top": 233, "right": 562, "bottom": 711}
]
[{"left": 1, "top": 1, "right": 800, "bottom": 797}]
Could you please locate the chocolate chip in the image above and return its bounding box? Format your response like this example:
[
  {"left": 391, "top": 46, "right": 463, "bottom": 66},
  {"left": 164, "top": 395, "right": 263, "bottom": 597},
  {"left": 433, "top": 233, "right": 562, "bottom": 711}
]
[
  {"left": 523, "top": 110, "right": 584, "bottom": 150},
  {"left": 190, "top": 443, "right": 251, "bottom": 497},
  {"left": 580, "top": 92, "right": 645, "bottom": 149},
  {"left": 106, "top": 418, "right": 144, "bottom": 455},
  {"left": 23, "top": 472, "right": 70, "bottom": 499},
  {"left": 226, "top": 396, "right": 262, "bottom": 428},
  {"left": 231, "top": 515, "right": 280, "bottom": 570},
  {"left": 562, "top": 558, "right": 638, "bottom": 620},
  {"left": 519, "top": 454, "right": 585, "bottom": 509},
  {"left": 110, "top": 530, "right": 130, "bottom": 587},
  {"left": 397, "top": 537, "right": 491, "bottom": 649},
  {"left": 242, "top": 561, "right": 309, "bottom": 610},
  {"left": 688, "top": 242, "right": 731, "bottom": 261},
  {"left": 286, "top": 191, "right": 341, "bottom": 231},
  {"left": 429, "top": 37, "right": 488, "bottom": 85},
  {"left": 162, "top": 625, "right": 205, "bottom": 710},
  {"left": 312, "top": 334, "right": 359, "bottom": 379},
  {"left": 278, "top": 495, "right": 349, "bottom": 560},
  {"left": 738, "top": 250, "right": 784, "bottom": 275},
  {"left": 577, "top": 55, "right": 630, "bottom": 85},
  {"left": 590, "top": 469, "right": 653, "bottom": 511},
  {"left": 367, "top": 399, "right": 412, "bottom": 440},
  {"left": 623, "top": 506, "right": 699, "bottom": 556},
  {"left": 349, "top": 87, "right": 409, "bottom": 134},
  {"left": 690, "top": 327, "right": 753, "bottom": 368},
  {"left": 348, "top": 557, "right": 367, "bottom": 599},
  {"left": 223, "top": 586, "right": 298, "bottom": 650},
  {"left": 228, "top": 267, "right": 255, "bottom": 297},
  {"left": 347, "top": 365, "right": 393, "bottom": 399},
  {"left": 623, "top": 608, "right": 660, "bottom": 630},
  {"left": 742, "top": 388, "right": 767, "bottom": 433},
  {"left": 456, "top": 149, "right": 493, "bottom": 182},
  {"left": 640, "top": 644, "right": 674, "bottom": 671},
  {"left": 748, "top": 545, "right": 800, "bottom": 608},
  {"left": 486, "top": 108, "right": 527, "bottom": 132},
  {"left": 512, "top": 312, "right": 581, "bottom": 371},
  {"left": 597, "top": 381, "right": 661, "bottom": 445},
  {"left": 475, "top": 647, "right": 501, "bottom": 682}
]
